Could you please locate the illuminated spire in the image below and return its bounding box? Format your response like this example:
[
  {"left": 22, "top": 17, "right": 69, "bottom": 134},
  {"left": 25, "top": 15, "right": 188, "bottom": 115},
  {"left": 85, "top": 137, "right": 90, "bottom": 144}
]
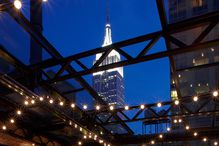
[{"left": 94, "top": 0, "right": 123, "bottom": 77}]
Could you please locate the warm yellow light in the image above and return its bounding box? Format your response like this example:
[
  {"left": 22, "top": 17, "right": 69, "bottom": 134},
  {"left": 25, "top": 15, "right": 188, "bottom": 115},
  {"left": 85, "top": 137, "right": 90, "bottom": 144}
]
[
  {"left": 39, "top": 97, "right": 44, "bottom": 101},
  {"left": 31, "top": 100, "right": 35, "bottom": 104},
  {"left": 96, "top": 105, "right": 100, "bottom": 110},
  {"left": 42, "top": 0, "right": 47, "bottom": 2},
  {"left": 83, "top": 105, "right": 88, "bottom": 110},
  {"left": 17, "top": 110, "right": 22, "bottom": 115},
  {"left": 214, "top": 141, "right": 218, "bottom": 146},
  {"left": 14, "top": 0, "right": 22, "bottom": 9},
  {"left": 193, "top": 132, "right": 198, "bottom": 136},
  {"left": 74, "top": 124, "right": 78, "bottom": 128},
  {"left": 69, "top": 121, "right": 72, "bottom": 125},
  {"left": 151, "top": 140, "right": 155, "bottom": 145},
  {"left": 174, "top": 100, "right": 179, "bottom": 105},
  {"left": 185, "top": 125, "right": 190, "bottom": 130},
  {"left": 78, "top": 141, "right": 82, "bottom": 145},
  {"left": 124, "top": 105, "right": 129, "bottom": 110},
  {"left": 24, "top": 100, "right": 29, "bottom": 105},
  {"left": 80, "top": 127, "right": 83, "bottom": 131},
  {"left": 157, "top": 102, "right": 162, "bottom": 108},
  {"left": 203, "top": 138, "right": 207, "bottom": 142},
  {"left": 167, "top": 127, "right": 171, "bottom": 131},
  {"left": 159, "top": 134, "right": 163, "bottom": 139},
  {"left": 99, "top": 140, "right": 103, "bottom": 143},
  {"left": 178, "top": 119, "right": 182, "bottom": 123},
  {"left": 10, "top": 119, "right": 15, "bottom": 124},
  {"left": 71, "top": 103, "right": 75, "bottom": 108},
  {"left": 193, "top": 96, "right": 198, "bottom": 102},
  {"left": 173, "top": 119, "right": 177, "bottom": 123},
  {"left": 59, "top": 101, "right": 64, "bottom": 106},
  {"left": 48, "top": 99, "right": 53, "bottom": 104},
  {"left": 213, "top": 91, "right": 218, "bottom": 97},
  {"left": 140, "top": 104, "right": 145, "bottom": 109},
  {"left": 2, "top": 125, "right": 7, "bottom": 130},
  {"left": 89, "top": 135, "right": 92, "bottom": 138},
  {"left": 109, "top": 105, "right": 114, "bottom": 111},
  {"left": 83, "top": 135, "right": 87, "bottom": 139}
]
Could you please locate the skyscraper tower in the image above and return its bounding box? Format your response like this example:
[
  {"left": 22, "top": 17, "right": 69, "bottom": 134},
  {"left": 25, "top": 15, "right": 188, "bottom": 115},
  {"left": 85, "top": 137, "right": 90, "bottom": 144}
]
[{"left": 92, "top": 1, "right": 125, "bottom": 107}]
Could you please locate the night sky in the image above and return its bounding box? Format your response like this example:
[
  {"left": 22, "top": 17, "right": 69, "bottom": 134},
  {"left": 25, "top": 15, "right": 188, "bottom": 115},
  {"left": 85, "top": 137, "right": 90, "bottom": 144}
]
[{"left": 0, "top": 0, "right": 170, "bottom": 134}]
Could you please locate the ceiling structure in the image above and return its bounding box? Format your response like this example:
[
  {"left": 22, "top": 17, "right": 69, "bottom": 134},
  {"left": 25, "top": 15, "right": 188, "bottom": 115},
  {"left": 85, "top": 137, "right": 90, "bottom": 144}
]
[{"left": 0, "top": 0, "right": 219, "bottom": 145}]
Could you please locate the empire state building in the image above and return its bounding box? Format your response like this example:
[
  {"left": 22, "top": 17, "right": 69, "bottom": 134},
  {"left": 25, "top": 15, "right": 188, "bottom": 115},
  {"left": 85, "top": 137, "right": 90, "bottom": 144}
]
[{"left": 92, "top": 16, "right": 125, "bottom": 107}]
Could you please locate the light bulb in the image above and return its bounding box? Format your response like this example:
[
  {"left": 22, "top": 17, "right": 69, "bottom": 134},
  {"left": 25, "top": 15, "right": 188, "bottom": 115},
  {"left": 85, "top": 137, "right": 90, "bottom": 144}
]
[
  {"left": 213, "top": 91, "right": 218, "bottom": 97},
  {"left": 151, "top": 140, "right": 155, "bottom": 145},
  {"left": 39, "top": 97, "right": 44, "bottom": 101},
  {"left": 203, "top": 138, "right": 207, "bottom": 142},
  {"left": 124, "top": 105, "right": 129, "bottom": 110},
  {"left": 96, "top": 105, "right": 100, "bottom": 110},
  {"left": 14, "top": 0, "right": 22, "bottom": 9},
  {"left": 2, "top": 125, "right": 7, "bottom": 130},
  {"left": 83, "top": 105, "right": 88, "bottom": 110},
  {"left": 49, "top": 99, "right": 53, "bottom": 104},
  {"left": 109, "top": 105, "right": 114, "bottom": 111},
  {"left": 157, "top": 102, "right": 162, "bottom": 108},
  {"left": 185, "top": 125, "right": 190, "bottom": 130},
  {"left": 140, "top": 104, "right": 145, "bottom": 109},
  {"left": 71, "top": 103, "right": 75, "bottom": 108},
  {"left": 193, "top": 132, "right": 198, "bottom": 136},
  {"left": 10, "top": 119, "right": 15, "bottom": 124},
  {"left": 24, "top": 100, "right": 29, "bottom": 105},
  {"left": 174, "top": 100, "right": 179, "bottom": 105},
  {"left": 17, "top": 110, "right": 22, "bottom": 115},
  {"left": 31, "top": 100, "right": 35, "bottom": 104},
  {"left": 59, "top": 101, "right": 64, "bottom": 106},
  {"left": 193, "top": 96, "right": 198, "bottom": 102},
  {"left": 159, "top": 134, "right": 163, "bottom": 139}
]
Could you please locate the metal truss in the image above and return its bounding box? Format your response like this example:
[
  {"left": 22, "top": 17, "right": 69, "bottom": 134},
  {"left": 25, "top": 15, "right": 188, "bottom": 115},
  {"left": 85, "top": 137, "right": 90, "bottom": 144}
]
[
  {"left": 86, "top": 92, "right": 219, "bottom": 125},
  {"left": 0, "top": 0, "right": 219, "bottom": 145}
]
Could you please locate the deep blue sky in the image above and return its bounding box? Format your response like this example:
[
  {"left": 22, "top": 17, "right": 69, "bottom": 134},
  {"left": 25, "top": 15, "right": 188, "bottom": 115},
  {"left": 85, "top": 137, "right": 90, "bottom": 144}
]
[
  {"left": 0, "top": 0, "right": 170, "bottom": 134},
  {"left": 42, "top": 0, "right": 170, "bottom": 134}
]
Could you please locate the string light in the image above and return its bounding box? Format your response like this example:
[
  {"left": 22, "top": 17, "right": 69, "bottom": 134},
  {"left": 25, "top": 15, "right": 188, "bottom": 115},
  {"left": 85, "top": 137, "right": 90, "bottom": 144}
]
[
  {"left": 96, "top": 105, "right": 100, "bottom": 110},
  {"left": 157, "top": 102, "right": 162, "bottom": 108},
  {"left": 109, "top": 105, "right": 114, "bottom": 111},
  {"left": 42, "top": 0, "right": 48, "bottom": 2},
  {"left": 2, "top": 125, "right": 7, "bottom": 130},
  {"left": 203, "top": 137, "right": 207, "bottom": 142},
  {"left": 185, "top": 125, "right": 190, "bottom": 130},
  {"left": 83, "top": 135, "right": 87, "bottom": 139},
  {"left": 167, "top": 127, "right": 171, "bottom": 131},
  {"left": 173, "top": 119, "right": 178, "bottom": 123},
  {"left": 71, "top": 103, "right": 75, "bottom": 108},
  {"left": 178, "top": 119, "right": 182, "bottom": 123},
  {"left": 193, "top": 132, "right": 198, "bottom": 136},
  {"left": 124, "top": 105, "right": 129, "bottom": 110},
  {"left": 31, "top": 100, "right": 35, "bottom": 104},
  {"left": 24, "top": 100, "right": 29, "bottom": 105},
  {"left": 213, "top": 91, "right": 218, "bottom": 97},
  {"left": 159, "top": 134, "right": 163, "bottom": 139},
  {"left": 78, "top": 141, "right": 82, "bottom": 145},
  {"left": 16, "top": 110, "right": 22, "bottom": 115},
  {"left": 49, "top": 99, "right": 54, "bottom": 104},
  {"left": 140, "top": 104, "right": 145, "bottom": 109},
  {"left": 151, "top": 140, "right": 155, "bottom": 145},
  {"left": 10, "top": 118, "right": 15, "bottom": 124},
  {"left": 193, "top": 96, "right": 198, "bottom": 102},
  {"left": 174, "top": 100, "right": 179, "bottom": 105},
  {"left": 39, "top": 97, "right": 44, "bottom": 101},
  {"left": 59, "top": 101, "right": 64, "bottom": 106},
  {"left": 214, "top": 141, "right": 218, "bottom": 146},
  {"left": 83, "top": 105, "right": 88, "bottom": 110},
  {"left": 13, "top": 0, "right": 22, "bottom": 9}
]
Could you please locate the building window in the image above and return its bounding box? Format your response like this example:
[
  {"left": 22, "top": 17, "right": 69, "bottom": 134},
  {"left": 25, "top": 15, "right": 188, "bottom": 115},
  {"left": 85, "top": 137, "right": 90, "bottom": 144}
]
[{"left": 192, "top": 0, "right": 208, "bottom": 15}]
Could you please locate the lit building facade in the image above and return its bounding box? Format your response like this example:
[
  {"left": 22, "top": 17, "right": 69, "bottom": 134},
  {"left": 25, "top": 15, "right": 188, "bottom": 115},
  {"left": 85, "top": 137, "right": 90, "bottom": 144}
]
[
  {"left": 92, "top": 22, "right": 125, "bottom": 107},
  {"left": 169, "top": 0, "right": 219, "bottom": 141}
]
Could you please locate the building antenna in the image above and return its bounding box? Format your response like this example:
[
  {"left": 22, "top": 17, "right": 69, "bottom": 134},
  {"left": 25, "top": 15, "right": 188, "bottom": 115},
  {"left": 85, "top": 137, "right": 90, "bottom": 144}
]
[{"left": 106, "top": 0, "right": 110, "bottom": 24}]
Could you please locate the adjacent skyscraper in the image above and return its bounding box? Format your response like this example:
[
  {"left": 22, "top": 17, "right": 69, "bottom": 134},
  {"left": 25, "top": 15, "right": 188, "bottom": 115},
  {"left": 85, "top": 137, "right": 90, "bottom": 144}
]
[{"left": 92, "top": 9, "right": 125, "bottom": 107}]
